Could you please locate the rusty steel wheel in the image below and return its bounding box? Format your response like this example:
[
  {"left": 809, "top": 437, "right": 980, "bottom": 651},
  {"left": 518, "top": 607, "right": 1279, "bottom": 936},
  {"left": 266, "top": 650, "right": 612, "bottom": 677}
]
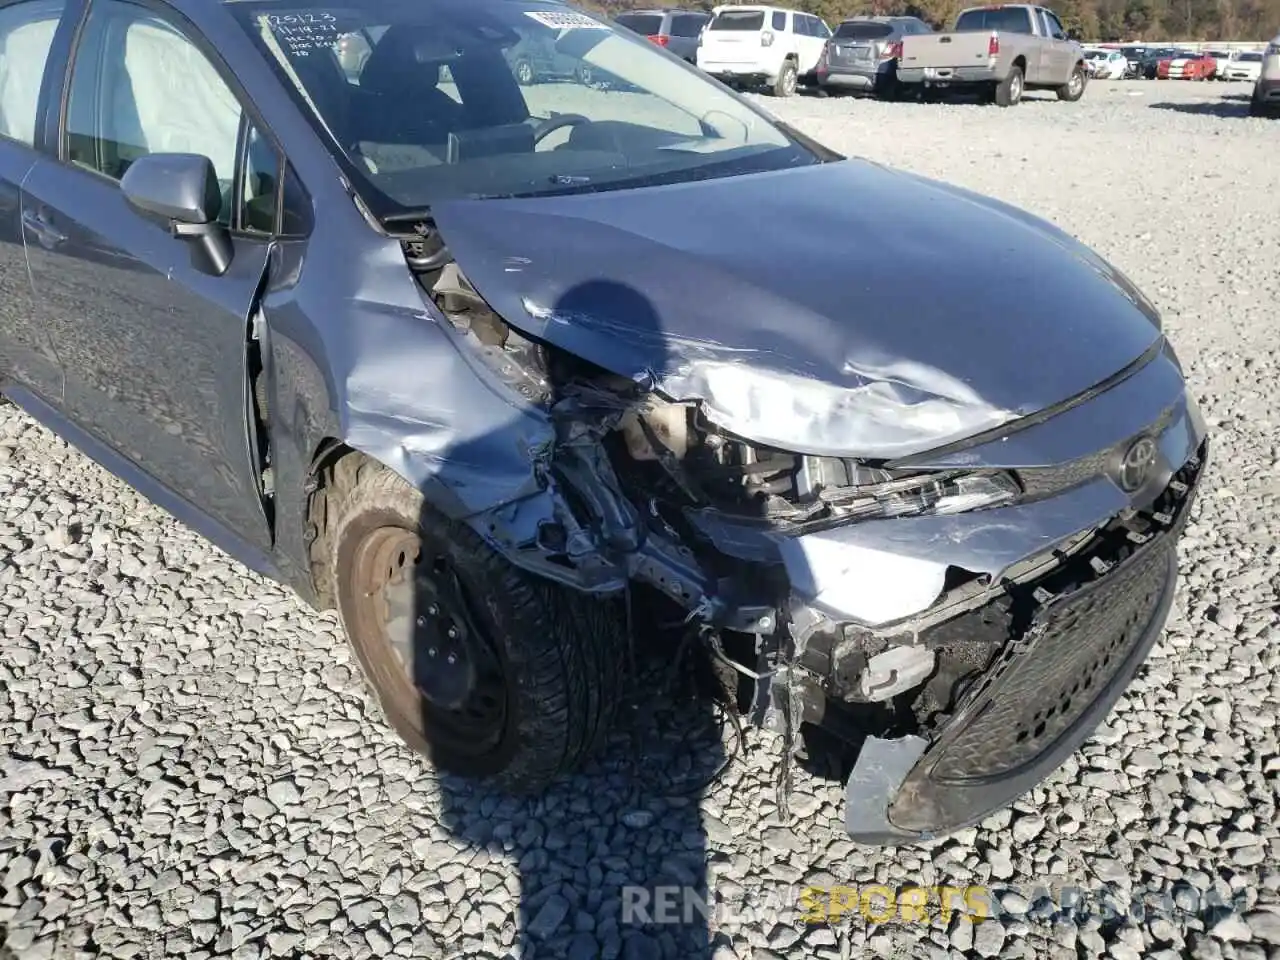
[
  {"left": 347, "top": 525, "right": 508, "bottom": 759},
  {"left": 312, "top": 452, "right": 624, "bottom": 790}
]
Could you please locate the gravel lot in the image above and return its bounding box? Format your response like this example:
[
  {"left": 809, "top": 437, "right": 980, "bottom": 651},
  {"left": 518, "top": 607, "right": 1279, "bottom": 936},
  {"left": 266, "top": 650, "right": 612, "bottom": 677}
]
[{"left": 2, "top": 78, "right": 1279, "bottom": 960}]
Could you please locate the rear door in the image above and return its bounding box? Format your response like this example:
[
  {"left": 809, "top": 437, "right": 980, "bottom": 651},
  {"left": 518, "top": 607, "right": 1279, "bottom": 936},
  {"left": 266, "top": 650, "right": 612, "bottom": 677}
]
[
  {"left": 0, "top": 0, "right": 68, "bottom": 404},
  {"left": 21, "top": 0, "right": 277, "bottom": 549},
  {"left": 797, "top": 14, "right": 829, "bottom": 72}
]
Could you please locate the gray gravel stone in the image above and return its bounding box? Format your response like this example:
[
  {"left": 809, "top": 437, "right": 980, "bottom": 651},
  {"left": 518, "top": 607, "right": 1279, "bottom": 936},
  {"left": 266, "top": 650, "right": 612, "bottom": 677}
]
[
  {"left": 527, "top": 894, "right": 570, "bottom": 941},
  {"left": 973, "top": 920, "right": 1006, "bottom": 958}
]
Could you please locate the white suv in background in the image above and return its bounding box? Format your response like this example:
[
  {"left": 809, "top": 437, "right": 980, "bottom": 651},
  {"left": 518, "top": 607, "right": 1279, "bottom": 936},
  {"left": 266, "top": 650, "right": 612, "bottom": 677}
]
[{"left": 696, "top": 5, "right": 831, "bottom": 96}]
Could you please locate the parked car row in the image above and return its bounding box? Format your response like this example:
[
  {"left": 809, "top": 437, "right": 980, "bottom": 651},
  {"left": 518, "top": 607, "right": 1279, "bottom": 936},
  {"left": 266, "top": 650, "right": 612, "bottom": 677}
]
[
  {"left": 1109, "top": 44, "right": 1264, "bottom": 81},
  {"left": 325, "top": 4, "right": 1276, "bottom": 116},
  {"left": 677, "top": 3, "right": 1089, "bottom": 107}
]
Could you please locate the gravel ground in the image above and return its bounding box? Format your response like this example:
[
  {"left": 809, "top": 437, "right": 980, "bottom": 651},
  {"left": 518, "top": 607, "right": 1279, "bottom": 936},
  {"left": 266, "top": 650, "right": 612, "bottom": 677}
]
[{"left": 2, "top": 78, "right": 1279, "bottom": 960}]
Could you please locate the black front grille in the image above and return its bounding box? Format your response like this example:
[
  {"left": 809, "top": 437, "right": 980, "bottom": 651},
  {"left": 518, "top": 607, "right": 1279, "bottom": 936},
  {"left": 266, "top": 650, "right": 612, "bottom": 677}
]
[
  {"left": 929, "top": 532, "right": 1172, "bottom": 781},
  {"left": 922, "top": 446, "right": 1203, "bottom": 783}
]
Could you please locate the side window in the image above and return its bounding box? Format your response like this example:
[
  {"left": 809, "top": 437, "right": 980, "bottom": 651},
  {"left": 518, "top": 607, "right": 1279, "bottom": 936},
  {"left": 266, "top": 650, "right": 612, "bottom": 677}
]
[
  {"left": 771, "top": 10, "right": 786, "bottom": 32},
  {"left": 65, "top": 0, "right": 241, "bottom": 221},
  {"left": 816, "top": 18, "right": 832, "bottom": 38},
  {"left": 1044, "top": 10, "right": 1067, "bottom": 38},
  {"left": 0, "top": 0, "right": 64, "bottom": 146},
  {"left": 240, "top": 123, "right": 278, "bottom": 234}
]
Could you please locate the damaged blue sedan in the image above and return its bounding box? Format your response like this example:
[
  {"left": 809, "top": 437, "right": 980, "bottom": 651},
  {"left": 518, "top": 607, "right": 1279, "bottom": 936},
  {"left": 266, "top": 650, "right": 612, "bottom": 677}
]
[{"left": 0, "top": 0, "right": 1206, "bottom": 842}]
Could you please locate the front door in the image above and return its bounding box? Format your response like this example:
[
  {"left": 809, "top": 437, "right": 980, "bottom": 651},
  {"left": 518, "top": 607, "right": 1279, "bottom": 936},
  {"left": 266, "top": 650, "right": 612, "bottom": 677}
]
[
  {"left": 0, "top": 0, "right": 67, "bottom": 404},
  {"left": 1040, "top": 9, "right": 1074, "bottom": 83},
  {"left": 21, "top": 0, "right": 275, "bottom": 549}
]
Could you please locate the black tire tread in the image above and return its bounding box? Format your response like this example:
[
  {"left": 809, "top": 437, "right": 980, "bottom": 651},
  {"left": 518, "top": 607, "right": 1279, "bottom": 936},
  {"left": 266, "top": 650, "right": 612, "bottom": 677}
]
[
  {"left": 995, "top": 65, "right": 1023, "bottom": 107},
  {"left": 310, "top": 451, "right": 624, "bottom": 791},
  {"left": 1056, "top": 64, "right": 1087, "bottom": 101},
  {"left": 772, "top": 59, "right": 797, "bottom": 97}
]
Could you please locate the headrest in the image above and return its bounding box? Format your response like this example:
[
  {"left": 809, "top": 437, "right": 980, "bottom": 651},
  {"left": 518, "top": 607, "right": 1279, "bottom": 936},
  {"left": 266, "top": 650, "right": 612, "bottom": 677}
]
[{"left": 359, "top": 26, "right": 457, "bottom": 96}]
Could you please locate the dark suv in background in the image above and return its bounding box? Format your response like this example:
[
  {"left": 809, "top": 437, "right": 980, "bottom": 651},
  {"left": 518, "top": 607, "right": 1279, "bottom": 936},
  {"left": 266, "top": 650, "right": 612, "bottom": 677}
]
[
  {"left": 614, "top": 8, "right": 710, "bottom": 63},
  {"left": 818, "top": 15, "right": 934, "bottom": 98}
]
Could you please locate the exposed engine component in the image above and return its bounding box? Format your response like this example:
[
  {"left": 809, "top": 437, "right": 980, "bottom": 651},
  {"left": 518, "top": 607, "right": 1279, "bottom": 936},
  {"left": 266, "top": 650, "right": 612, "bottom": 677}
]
[
  {"left": 613, "top": 395, "right": 1020, "bottom": 528},
  {"left": 856, "top": 645, "right": 937, "bottom": 702}
]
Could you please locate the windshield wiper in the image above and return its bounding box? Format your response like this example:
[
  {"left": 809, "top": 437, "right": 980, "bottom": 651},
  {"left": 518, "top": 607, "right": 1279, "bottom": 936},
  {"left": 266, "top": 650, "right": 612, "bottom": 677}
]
[{"left": 383, "top": 208, "right": 434, "bottom": 227}]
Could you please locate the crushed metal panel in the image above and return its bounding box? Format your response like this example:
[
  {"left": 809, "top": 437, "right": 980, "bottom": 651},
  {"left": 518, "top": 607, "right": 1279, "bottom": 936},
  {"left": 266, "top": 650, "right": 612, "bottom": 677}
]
[{"left": 430, "top": 159, "right": 1163, "bottom": 459}]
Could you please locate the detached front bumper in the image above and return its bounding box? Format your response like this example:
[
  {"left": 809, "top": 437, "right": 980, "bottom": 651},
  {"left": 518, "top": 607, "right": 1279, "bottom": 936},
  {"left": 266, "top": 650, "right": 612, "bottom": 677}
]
[
  {"left": 838, "top": 436, "right": 1205, "bottom": 843},
  {"left": 756, "top": 342, "right": 1210, "bottom": 844}
]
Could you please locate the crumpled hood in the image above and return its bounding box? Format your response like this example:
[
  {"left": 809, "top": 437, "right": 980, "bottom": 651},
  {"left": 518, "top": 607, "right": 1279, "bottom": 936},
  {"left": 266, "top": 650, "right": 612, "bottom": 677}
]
[{"left": 431, "top": 158, "right": 1162, "bottom": 458}]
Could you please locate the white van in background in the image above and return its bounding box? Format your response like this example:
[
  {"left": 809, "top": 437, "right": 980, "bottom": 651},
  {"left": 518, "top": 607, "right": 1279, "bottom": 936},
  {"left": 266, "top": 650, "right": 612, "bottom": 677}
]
[{"left": 696, "top": 5, "right": 831, "bottom": 96}]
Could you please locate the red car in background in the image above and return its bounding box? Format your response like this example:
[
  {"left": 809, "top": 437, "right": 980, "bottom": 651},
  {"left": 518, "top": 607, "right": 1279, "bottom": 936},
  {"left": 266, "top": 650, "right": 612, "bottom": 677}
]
[{"left": 1158, "top": 52, "right": 1216, "bottom": 79}]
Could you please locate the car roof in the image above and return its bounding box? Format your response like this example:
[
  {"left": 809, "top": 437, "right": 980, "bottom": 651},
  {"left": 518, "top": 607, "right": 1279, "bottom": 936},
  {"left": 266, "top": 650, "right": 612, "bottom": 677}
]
[{"left": 713, "top": 5, "right": 801, "bottom": 12}]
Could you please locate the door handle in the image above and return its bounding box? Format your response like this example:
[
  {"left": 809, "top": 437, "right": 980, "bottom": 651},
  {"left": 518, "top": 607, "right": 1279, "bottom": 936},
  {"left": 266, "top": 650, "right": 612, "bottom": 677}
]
[{"left": 21, "top": 208, "right": 68, "bottom": 249}]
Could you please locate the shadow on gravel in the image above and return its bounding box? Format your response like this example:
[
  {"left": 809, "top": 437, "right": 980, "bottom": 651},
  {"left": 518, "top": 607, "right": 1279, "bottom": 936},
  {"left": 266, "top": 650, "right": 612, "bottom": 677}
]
[
  {"left": 1147, "top": 99, "right": 1255, "bottom": 118},
  {"left": 413, "top": 280, "right": 736, "bottom": 959},
  {"left": 431, "top": 659, "right": 730, "bottom": 959}
]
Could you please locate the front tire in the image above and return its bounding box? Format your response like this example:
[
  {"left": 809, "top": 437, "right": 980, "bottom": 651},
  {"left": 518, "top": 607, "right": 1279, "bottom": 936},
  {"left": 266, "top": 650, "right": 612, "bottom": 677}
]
[
  {"left": 772, "top": 59, "right": 798, "bottom": 97},
  {"left": 995, "top": 65, "right": 1024, "bottom": 106},
  {"left": 311, "top": 453, "right": 624, "bottom": 792},
  {"left": 1057, "top": 63, "right": 1087, "bottom": 101}
]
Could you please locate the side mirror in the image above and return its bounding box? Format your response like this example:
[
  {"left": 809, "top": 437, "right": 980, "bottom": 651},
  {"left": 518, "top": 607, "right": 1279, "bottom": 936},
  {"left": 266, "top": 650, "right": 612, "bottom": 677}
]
[
  {"left": 121, "top": 153, "right": 233, "bottom": 277},
  {"left": 1066, "top": 29, "right": 1081, "bottom": 41}
]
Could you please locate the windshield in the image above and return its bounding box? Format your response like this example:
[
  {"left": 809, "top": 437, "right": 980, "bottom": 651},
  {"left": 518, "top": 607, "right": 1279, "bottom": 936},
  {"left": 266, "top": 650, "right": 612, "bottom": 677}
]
[
  {"left": 835, "top": 21, "right": 894, "bottom": 39},
  {"left": 708, "top": 10, "right": 766, "bottom": 30},
  {"left": 615, "top": 13, "right": 663, "bottom": 35},
  {"left": 231, "top": 0, "right": 809, "bottom": 217},
  {"left": 1240, "top": 52, "right": 1262, "bottom": 61}
]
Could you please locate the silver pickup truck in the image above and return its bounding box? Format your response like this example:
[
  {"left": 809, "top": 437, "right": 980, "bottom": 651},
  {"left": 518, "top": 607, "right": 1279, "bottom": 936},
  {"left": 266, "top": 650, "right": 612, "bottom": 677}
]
[{"left": 898, "top": 4, "right": 1087, "bottom": 105}]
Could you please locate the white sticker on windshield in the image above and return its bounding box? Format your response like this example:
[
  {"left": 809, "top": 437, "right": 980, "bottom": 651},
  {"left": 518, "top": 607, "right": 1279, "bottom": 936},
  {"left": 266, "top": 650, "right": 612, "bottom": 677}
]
[{"left": 523, "top": 10, "right": 609, "bottom": 30}]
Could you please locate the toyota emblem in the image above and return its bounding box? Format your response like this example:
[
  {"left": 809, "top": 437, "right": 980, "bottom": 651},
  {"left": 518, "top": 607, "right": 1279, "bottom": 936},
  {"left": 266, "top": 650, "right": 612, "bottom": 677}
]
[{"left": 1118, "top": 436, "right": 1158, "bottom": 492}]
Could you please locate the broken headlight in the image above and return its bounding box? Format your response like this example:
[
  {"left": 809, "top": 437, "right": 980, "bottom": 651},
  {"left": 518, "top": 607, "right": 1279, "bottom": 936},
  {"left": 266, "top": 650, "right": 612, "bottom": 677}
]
[
  {"left": 818, "top": 469, "right": 1021, "bottom": 522},
  {"left": 670, "top": 361, "right": 1015, "bottom": 460}
]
